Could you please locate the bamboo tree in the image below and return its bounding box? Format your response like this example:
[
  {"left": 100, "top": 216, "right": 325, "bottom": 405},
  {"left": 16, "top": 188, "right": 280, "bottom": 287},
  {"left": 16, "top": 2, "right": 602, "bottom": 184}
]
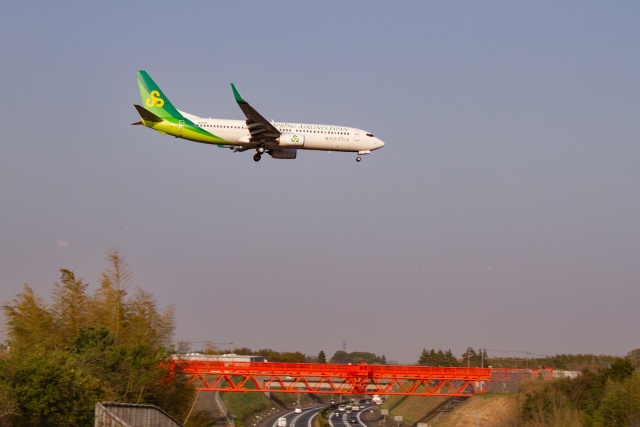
[
  {"left": 2, "top": 284, "right": 56, "bottom": 352},
  {"left": 91, "top": 248, "right": 132, "bottom": 344},
  {"left": 51, "top": 269, "right": 90, "bottom": 344},
  {"left": 126, "top": 287, "right": 175, "bottom": 349}
]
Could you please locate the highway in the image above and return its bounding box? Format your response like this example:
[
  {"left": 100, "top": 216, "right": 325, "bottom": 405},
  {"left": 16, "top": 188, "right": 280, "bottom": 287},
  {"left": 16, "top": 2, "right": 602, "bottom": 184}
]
[
  {"left": 328, "top": 404, "right": 378, "bottom": 427},
  {"left": 262, "top": 403, "right": 379, "bottom": 427},
  {"left": 268, "top": 405, "right": 325, "bottom": 427}
]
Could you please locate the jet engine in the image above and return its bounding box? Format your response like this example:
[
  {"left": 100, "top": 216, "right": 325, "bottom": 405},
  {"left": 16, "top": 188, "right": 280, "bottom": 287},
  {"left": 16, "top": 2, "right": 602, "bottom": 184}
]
[
  {"left": 269, "top": 149, "right": 297, "bottom": 159},
  {"left": 277, "top": 133, "right": 305, "bottom": 147}
]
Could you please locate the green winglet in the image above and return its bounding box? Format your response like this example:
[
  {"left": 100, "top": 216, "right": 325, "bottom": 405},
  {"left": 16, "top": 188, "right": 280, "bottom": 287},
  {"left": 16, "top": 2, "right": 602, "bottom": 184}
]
[{"left": 231, "top": 83, "right": 247, "bottom": 104}]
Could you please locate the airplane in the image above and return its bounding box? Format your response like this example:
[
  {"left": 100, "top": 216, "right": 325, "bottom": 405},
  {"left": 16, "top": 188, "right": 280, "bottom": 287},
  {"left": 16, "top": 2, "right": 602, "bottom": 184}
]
[{"left": 132, "top": 70, "right": 384, "bottom": 162}]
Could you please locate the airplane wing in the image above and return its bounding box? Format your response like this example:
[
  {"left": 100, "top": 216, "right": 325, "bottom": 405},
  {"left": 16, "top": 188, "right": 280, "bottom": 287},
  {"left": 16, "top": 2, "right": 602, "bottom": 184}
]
[{"left": 231, "top": 84, "right": 281, "bottom": 145}]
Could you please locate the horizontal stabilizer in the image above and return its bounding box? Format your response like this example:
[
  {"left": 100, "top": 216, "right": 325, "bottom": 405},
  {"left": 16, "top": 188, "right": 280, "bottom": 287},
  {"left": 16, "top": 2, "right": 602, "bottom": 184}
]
[{"left": 133, "top": 104, "right": 163, "bottom": 123}]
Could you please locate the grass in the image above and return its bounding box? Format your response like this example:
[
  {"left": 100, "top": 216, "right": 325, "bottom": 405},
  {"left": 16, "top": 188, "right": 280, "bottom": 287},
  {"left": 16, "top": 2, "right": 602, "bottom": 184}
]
[
  {"left": 220, "top": 378, "right": 273, "bottom": 427},
  {"left": 381, "top": 394, "right": 450, "bottom": 425}
]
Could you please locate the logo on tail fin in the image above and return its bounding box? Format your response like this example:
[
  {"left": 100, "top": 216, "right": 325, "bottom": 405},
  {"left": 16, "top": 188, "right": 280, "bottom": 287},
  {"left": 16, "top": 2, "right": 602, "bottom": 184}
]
[{"left": 145, "top": 91, "right": 165, "bottom": 107}]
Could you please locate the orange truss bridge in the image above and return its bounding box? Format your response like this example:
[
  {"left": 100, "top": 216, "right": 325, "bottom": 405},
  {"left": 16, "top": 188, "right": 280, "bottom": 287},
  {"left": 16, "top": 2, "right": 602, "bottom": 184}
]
[{"left": 168, "top": 359, "right": 552, "bottom": 397}]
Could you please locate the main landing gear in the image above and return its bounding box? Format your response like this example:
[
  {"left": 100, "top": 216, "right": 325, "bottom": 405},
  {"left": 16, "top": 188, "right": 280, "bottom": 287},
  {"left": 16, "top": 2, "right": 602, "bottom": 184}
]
[
  {"left": 254, "top": 146, "right": 265, "bottom": 162},
  {"left": 356, "top": 156, "right": 362, "bottom": 162}
]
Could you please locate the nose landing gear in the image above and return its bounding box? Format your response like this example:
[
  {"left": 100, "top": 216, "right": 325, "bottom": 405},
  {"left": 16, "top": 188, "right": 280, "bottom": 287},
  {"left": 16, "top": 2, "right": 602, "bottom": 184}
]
[{"left": 356, "top": 150, "right": 370, "bottom": 162}]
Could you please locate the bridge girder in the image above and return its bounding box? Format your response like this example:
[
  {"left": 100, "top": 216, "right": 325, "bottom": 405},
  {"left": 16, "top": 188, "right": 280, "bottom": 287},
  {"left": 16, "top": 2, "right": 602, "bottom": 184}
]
[{"left": 169, "top": 360, "right": 519, "bottom": 396}]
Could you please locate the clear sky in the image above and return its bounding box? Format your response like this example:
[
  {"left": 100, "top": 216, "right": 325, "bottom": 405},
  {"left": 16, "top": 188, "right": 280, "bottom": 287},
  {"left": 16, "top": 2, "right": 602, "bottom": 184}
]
[{"left": 1, "top": 1, "right": 639, "bottom": 364}]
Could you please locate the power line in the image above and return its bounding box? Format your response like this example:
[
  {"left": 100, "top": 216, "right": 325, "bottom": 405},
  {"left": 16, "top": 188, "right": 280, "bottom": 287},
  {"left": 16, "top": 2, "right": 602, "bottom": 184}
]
[{"left": 484, "top": 348, "right": 550, "bottom": 358}]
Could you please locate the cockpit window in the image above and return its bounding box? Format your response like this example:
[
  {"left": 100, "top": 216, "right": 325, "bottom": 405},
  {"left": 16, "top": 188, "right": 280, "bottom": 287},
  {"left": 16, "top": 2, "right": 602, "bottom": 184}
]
[{"left": 366, "top": 133, "right": 374, "bottom": 137}]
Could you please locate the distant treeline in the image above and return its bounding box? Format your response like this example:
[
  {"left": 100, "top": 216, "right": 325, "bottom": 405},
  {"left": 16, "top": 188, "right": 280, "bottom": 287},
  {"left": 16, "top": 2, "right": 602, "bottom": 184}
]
[
  {"left": 418, "top": 346, "right": 639, "bottom": 371},
  {"left": 201, "top": 346, "right": 387, "bottom": 365}
]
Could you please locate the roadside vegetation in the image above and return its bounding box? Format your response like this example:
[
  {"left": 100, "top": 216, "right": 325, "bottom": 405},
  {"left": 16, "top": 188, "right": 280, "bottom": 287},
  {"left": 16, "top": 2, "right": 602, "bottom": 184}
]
[
  {"left": 221, "top": 382, "right": 272, "bottom": 427},
  {"left": 518, "top": 359, "right": 640, "bottom": 426},
  {"left": 413, "top": 347, "right": 640, "bottom": 426},
  {"left": 0, "top": 249, "right": 197, "bottom": 426},
  {"left": 381, "top": 394, "right": 450, "bottom": 425}
]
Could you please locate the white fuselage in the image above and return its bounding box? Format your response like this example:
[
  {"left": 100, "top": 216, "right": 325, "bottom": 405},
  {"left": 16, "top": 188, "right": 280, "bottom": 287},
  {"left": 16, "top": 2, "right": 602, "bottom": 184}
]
[{"left": 179, "top": 111, "right": 384, "bottom": 153}]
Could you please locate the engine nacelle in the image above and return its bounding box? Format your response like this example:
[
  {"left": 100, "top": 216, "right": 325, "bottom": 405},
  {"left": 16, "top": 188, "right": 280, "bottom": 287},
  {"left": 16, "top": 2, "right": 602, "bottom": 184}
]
[
  {"left": 269, "top": 149, "right": 297, "bottom": 159},
  {"left": 277, "top": 133, "right": 305, "bottom": 147}
]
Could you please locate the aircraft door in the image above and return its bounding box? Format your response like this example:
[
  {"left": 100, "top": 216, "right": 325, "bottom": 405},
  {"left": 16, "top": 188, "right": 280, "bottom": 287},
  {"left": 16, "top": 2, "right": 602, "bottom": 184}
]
[
  {"left": 178, "top": 120, "right": 185, "bottom": 132},
  {"left": 354, "top": 131, "right": 360, "bottom": 141}
]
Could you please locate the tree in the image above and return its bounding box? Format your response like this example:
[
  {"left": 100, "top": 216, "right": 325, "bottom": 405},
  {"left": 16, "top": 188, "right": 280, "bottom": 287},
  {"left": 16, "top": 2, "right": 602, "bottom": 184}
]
[
  {"left": 125, "top": 287, "right": 175, "bottom": 349},
  {"left": 0, "top": 360, "right": 18, "bottom": 426},
  {"left": 203, "top": 341, "right": 219, "bottom": 354},
  {"left": 520, "top": 358, "right": 640, "bottom": 426},
  {"left": 418, "top": 348, "right": 433, "bottom": 365},
  {"left": 69, "top": 324, "right": 115, "bottom": 357},
  {"left": 5, "top": 349, "right": 104, "bottom": 426},
  {"left": 318, "top": 350, "right": 327, "bottom": 363},
  {"left": 444, "top": 350, "right": 460, "bottom": 367},
  {"left": 461, "top": 347, "right": 486, "bottom": 367},
  {"left": 177, "top": 340, "right": 191, "bottom": 354},
  {"left": 51, "top": 269, "right": 90, "bottom": 345},
  {"left": 627, "top": 348, "right": 640, "bottom": 369},
  {"left": 330, "top": 351, "right": 385, "bottom": 365},
  {"left": 2, "top": 284, "right": 56, "bottom": 352},
  {"left": 91, "top": 248, "right": 132, "bottom": 344},
  {"left": 607, "top": 359, "right": 635, "bottom": 382},
  {"left": 330, "top": 350, "right": 349, "bottom": 364},
  {"left": 1, "top": 249, "right": 194, "bottom": 424},
  {"left": 520, "top": 379, "right": 578, "bottom": 425},
  {"left": 418, "top": 348, "right": 459, "bottom": 367}
]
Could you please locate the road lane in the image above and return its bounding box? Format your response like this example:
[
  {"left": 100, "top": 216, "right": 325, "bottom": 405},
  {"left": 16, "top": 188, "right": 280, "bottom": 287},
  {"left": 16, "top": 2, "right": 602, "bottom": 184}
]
[{"left": 269, "top": 405, "right": 325, "bottom": 427}]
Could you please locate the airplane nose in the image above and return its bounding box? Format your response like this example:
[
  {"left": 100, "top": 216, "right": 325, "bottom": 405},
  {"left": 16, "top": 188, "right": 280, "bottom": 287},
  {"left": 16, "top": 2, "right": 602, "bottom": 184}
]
[{"left": 378, "top": 138, "right": 385, "bottom": 148}]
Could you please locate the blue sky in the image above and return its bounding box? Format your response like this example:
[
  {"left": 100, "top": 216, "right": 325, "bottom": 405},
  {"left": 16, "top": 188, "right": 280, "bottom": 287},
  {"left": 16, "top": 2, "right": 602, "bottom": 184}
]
[{"left": 1, "top": 1, "right": 639, "bottom": 363}]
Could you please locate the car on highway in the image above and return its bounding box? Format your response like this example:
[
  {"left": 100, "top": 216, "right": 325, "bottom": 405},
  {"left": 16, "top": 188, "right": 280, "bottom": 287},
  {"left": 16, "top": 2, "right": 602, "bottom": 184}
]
[
  {"left": 348, "top": 417, "right": 358, "bottom": 424},
  {"left": 338, "top": 405, "right": 346, "bottom": 412},
  {"left": 334, "top": 412, "right": 342, "bottom": 418},
  {"left": 294, "top": 407, "right": 302, "bottom": 413}
]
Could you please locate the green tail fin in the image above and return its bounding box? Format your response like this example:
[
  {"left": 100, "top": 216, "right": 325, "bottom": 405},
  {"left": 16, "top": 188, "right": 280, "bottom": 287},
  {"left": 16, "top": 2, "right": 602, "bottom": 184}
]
[{"left": 136, "top": 70, "right": 184, "bottom": 119}]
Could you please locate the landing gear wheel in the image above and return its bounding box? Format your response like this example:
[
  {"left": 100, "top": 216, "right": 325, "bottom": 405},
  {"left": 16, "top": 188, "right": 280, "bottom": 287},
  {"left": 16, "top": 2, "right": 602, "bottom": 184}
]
[
  {"left": 253, "top": 153, "right": 262, "bottom": 162},
  {"left": 356, "top": 156, "right": 362, "bottom": 162},
  {"left": 257, "top": 146, "right": 265, "bottom": 154}
]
